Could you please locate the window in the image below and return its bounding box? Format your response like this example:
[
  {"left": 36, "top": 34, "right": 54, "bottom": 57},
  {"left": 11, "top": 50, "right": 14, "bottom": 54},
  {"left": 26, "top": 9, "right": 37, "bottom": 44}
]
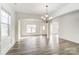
[
  {"left": 1, "top": 10, "right": 11, "bottom": 37},
  {"left": 43, "top": 25, "right": 45, "bottom": 30},
  {"left": 26, "top": 25, "right": 36, "bottom": 33}
]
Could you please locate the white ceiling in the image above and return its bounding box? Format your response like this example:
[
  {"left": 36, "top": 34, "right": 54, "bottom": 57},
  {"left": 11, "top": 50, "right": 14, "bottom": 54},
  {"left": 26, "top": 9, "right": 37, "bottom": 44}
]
[{"left": 14, "top": 3, "right": 67, "bottom": 16}]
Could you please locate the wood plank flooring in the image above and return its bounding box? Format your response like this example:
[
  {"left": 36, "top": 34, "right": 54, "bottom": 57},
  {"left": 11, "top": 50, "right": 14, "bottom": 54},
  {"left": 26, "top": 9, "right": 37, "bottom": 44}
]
[
  {"left": 7, "top": 36, "right": 57, "bottom": 55},
  {"left": 6, "top": 36, "right": 79, "bottom": 55},
  {"left": 59, "top": 39, "right": 79, "bottom": 55}
]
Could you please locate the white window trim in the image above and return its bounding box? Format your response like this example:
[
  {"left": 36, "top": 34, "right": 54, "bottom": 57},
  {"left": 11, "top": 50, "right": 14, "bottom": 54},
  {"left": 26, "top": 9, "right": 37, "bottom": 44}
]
[
  {"left": 26, "top": 25, "right": 36, "bottom": 33},
  {"left": 1, "top": 9, "right": 11, "bottom": 37}
]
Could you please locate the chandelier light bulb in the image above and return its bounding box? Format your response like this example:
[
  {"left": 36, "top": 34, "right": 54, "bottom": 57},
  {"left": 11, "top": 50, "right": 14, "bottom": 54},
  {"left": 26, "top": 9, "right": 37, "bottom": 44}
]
[
  {"left": 43, "top": 18, "right": 46, "bottom": 20},
  {"left": 45, "top": 14, "right": 48, "bottom": 17},
  {"left": 49, "top": 16, "right": 53, "bottom": 20}
]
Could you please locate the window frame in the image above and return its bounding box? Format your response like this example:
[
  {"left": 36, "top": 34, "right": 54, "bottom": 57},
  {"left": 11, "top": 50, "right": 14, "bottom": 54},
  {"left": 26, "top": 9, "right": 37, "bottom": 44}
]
[
  {"left": 1, "top": 9, "right": 11, "bottom": 37},
  {"left": 26, "top": 24, "right": 36, "bottom": 33}
]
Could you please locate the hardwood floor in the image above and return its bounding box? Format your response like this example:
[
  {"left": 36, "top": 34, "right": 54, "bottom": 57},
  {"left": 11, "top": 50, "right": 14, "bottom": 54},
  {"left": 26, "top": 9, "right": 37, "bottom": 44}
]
[
  {"left": 6, "top": 36, "right": 57, "bottom": 55},
  {"left": 59, "top": 38, "right": 79, "bottom": 55},
  {"left": 6, "top": 36, "right": 79, "bottom": 55}
]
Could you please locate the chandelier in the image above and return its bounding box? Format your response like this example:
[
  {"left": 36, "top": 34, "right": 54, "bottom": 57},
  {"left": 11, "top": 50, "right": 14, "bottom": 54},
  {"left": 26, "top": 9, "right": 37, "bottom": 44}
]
[{"left": 41, "top": 5, "right": 53, "bottom": 23}]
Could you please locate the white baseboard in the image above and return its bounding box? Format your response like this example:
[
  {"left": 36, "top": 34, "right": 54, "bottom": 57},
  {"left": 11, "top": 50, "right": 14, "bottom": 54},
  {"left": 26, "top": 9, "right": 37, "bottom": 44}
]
[
  {"left": 1, "top": 42, "right": 15, "bottom": 55},
  {"left": 59, "top": 36, "right": 79, "bottom": 44}
]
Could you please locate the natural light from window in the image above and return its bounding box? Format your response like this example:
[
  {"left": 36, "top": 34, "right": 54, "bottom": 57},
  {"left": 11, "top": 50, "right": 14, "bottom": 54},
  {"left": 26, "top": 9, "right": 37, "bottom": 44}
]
[
  {"left": 1, "top": 9, "right": 11, "bottom": 37},
  {"left": 26, "top": 25, "right": 36, "bottom": 33}
]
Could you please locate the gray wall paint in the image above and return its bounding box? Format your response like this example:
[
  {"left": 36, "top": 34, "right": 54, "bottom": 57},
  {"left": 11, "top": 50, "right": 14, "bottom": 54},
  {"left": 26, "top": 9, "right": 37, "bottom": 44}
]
[{"left": 53, "top": 11, "right": 79, "bottom": 43}]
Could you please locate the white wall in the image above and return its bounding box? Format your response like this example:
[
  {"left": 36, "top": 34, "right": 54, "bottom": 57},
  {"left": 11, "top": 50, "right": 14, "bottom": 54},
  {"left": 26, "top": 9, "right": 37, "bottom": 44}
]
[
  {"left": 59, "top": 11, "right": 79, "bottom": 43},
  {"left": 52, "top": 4, "right": 79, "bottom": 43},
  {"left": 0, "top": 3, "right": 16, "bottom": 55}
]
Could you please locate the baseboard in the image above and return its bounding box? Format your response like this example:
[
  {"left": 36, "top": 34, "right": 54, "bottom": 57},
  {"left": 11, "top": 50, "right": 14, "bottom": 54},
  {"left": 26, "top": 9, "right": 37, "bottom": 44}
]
[
  {"left": 21, "top": 34, "right": 47, "bottom": 37},
  {"left": 1, "top": 42, "right": 16, "bottom": 55},
  {"left": 59, "top": 37, "right": 79, "bottom": 44}
]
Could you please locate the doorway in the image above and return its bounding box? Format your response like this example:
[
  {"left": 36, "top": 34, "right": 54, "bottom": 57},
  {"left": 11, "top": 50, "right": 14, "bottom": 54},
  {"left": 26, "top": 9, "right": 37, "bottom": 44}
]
[{"left": 49, "top": 21, "right": 59, "bottom": 52}]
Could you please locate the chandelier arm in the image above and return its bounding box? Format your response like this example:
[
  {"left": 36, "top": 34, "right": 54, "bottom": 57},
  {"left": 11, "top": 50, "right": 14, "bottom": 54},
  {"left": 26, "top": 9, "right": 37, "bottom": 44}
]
[
  {"left": 46, "top": 5, "right": 48, "bottom": 15},
  {"left": 41, "top": 4, "right": 52, "bottom": 23}
]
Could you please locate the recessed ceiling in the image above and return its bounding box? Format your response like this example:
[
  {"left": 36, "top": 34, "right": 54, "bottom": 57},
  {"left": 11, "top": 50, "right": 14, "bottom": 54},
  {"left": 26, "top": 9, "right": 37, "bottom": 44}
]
[{"left": 14, "top": 3, "right": 67, "bottom": 16}]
